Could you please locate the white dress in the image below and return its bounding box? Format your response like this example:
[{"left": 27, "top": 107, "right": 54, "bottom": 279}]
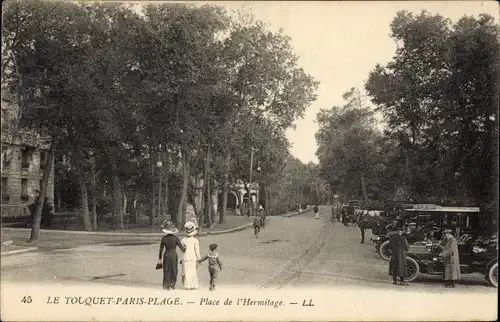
[{"left": 181, "top": 236, "right": 201, "bottom": 289}]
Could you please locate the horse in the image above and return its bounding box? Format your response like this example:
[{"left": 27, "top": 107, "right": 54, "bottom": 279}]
[{"left": 357, "top": 212, "right": 388, "bottom": 244}]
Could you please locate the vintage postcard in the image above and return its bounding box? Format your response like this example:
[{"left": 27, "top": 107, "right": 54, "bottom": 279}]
[{"left": 1, "top": 1, "right": 498, "bottom": 321}]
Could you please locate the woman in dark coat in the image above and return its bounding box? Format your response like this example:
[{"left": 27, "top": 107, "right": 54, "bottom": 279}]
[
  {"left": 388, "top": 229, "right": 409, "bottom": 285},
  {"left": 158, "top": 221, "right": 185, "bottom": 290}
]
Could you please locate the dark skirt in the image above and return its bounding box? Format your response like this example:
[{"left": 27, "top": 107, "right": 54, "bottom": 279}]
[{"left": 163, "top": 252, "right": 178, "bottom": 289}]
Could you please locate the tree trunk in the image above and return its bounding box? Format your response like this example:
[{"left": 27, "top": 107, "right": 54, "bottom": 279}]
[
  {"left": 122, "top": 189, "right": 127, "bottom": 225},
  {"left": 131, "top": 189, "right": 139, "bottom": 225},
  {"left": 163, "top": 154, "right": 169, "bottom": 222},
  {"left": 150, "top": 160, "right": 156, "bottom": 226},
  {"left": 57, "top": 189, "right": 62, "bottom": 212},
  {"left": 176, "top": 150, "right": 190, "bottom": 228},
  {"left": 360, "top": 173, "right": 368, "bottom": 204},
  {"left": 90, "top": 163, "right": 98, "bottom": 230},
  {"left": 220, "top": 178, "right": 228, "bottom": 224},
  {"left": 203, "top": 145, "right": 212, "bottom": 227},
  {"left": 267, "top": 184, "right": 272, "bottom": 215},
  {"left": 111, "top": 160, "right": 124, "bottom": 230},
  {"left": 79, "top": 174, "right": 92, "bottom": 231},
  {"left": 30, "top": 139, "right": 55, "bottom": 241},
  {"left": 158, "top": 149, "right": 162, "bottom": 219}
]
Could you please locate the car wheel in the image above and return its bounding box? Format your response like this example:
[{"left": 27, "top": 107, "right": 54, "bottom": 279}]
[
  {"left": 379, "top": 240, "right": 391, "bottom": 261},
  {"left": 405, "top": 257, "right": 419, "bottom": 282},
  {"left": 488, "top": 262, "right": 498, "bottom": 288}
]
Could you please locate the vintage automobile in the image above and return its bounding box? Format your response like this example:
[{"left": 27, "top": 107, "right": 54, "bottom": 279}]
[
  {"left": 404, "top": 234, "right": 498, "bottom": 287},
  {"left": 341, "top": 200, "right": 363, "bottom": 225},
  {"left": 373, "top": 224, "right": 440, "bottom": 260},
  {"left": 373, "top": 204, "right": 481, "bottom": 261}
]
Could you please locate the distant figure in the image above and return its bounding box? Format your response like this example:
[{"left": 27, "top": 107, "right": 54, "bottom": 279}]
[
  {"left": 258, "top": 205, "right": 266, "bottom": 228},
  {"left": 199, "top": 243, "right": 222, "bottom": 291},
  {"left": 253, "top": 215, "right": 261, "bottom": 238},
  {"left": 314, "top": 204, "right": 319, "bottom": 219},
  {"left": 388, "top": 229, "right": 409, "bottom": 286}
]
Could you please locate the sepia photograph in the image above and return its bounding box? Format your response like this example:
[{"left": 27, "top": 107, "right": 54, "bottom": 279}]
[{"left": 1, "top": 1, "right": 498, "bottom": 321}]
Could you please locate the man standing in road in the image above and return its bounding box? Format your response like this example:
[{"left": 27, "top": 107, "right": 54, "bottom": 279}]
[
  {"left": 388, "top": 229, "right": 409, "bottom": 285},
  {"left": 440, "top": 229, "right": 461, "bottom": 288},
  {"left": 313, "top": 204, "right": 319, "bottom": 219}
]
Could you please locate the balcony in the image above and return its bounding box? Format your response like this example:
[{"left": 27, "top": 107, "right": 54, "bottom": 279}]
[
  {"left": 21, "top": 162, "right": 30, "bottom": 170},
  {"left": 2, "top": 160, "right": 11, "bottom": 169},
  {"left": 1, "top": 194, "right": 9, "bottom": 203},
  {"left": 21, "top": 194, "right": 30, "bottom": 203}
]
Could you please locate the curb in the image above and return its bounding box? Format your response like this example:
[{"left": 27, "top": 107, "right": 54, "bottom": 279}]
[
  {"left": 1, "top": 247, "right": 38, "bottom": 256},
  {"left": 1, "top": 222, "right": 255, "bottom": 238},
  {"left": 282, "top": 209, "right": 312, "bottom": 217},
  {"left": 206, "top": 223, "right": 253, "bottom": 235},
  {"left": 1, "top": 210, "right": 310, "bottom": 238},
  {"left": 2, "top": 240, "right": 14, "bottom": 246}
]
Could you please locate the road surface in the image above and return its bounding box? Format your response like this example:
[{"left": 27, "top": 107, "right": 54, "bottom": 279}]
[{"left": 1, "top": 207, "right": 496, "bottom": 293}]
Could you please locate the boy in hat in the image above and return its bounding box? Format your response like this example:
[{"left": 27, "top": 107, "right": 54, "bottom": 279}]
[{"left": 199, "top": 243, "right": 222, "bottom": 291}]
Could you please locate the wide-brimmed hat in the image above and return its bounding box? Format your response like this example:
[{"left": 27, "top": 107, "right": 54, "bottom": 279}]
[
  {"left": 161, "top": 221, "right": 178, "bottom": 235},
  {"left": 184, "top": 221, "right": 197, "bottom": 236}
]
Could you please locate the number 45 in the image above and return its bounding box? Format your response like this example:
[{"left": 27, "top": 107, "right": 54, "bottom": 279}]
[{"left": 21, "top": 296, "right": 32, "bottom": 304}]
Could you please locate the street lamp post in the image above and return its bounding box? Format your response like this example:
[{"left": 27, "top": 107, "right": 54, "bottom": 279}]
[
  {"left": 157, "top": 145, "right": 163, "bottom": 220},
  {"left": 249, "top": 147, "right": 259, "bottom": 217}
]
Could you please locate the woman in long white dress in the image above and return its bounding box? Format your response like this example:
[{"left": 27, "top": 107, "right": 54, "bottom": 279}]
[{"left": 181, "top": 221, "right": 201, "bottom": 290}]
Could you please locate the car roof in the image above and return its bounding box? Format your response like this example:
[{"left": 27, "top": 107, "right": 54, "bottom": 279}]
[{"left": 404, "top": 205, "right": 480, "bottom": 213}]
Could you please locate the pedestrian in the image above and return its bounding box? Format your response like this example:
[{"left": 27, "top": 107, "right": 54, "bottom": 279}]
[
  {"left": 158, "top": 221, "right": 186, "bottom": 290},
  {"left": 313, "top": 204, "right": 319, "bottom": 219},
  {"left": 253, "top": 215, "right": 261, "bottom": 238},
  {"left": 259, "top": 205, "right": 266, "bottom": 228},
  {"left": 198, "top": 243, "right": 223, "bottom": 291},
  {"left": 181, "top": 221, "right": 201, "bottom": 290},
  {"left": 439, "top": 229, "right": 461, "bottom": 288},
  {"left": 388, "top": 229, "right": 409, "bottom": 286}
]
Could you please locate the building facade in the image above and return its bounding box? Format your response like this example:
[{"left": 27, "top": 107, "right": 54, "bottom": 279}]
[{"left": 1, "top": 108, "right": 55, "bottom": 218}]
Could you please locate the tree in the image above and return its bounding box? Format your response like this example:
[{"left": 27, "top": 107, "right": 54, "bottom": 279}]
[
  {"left": 365, "top": 11, "right": 498, "bottom": 207},
  {"left": 316, "top": 88, "right": 384, "bottom": 203}
]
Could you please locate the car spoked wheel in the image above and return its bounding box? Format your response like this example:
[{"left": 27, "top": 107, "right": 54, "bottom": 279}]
[
  {"left": 379, "top": 240, "right": 391, "bottom": 261},
  {"left": 405, "top": 257, "right": 419, "bottom": 282},
  {"left": 488, "top": 262, "right": 498, "bottom": 288}
]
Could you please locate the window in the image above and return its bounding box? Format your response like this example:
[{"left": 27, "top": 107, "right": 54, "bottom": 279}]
[
  {"left": 21, "top": 147, "right": 34, "bottom": 170},
  {"left": 1, "top": 177, "right": 8, "bottom": 203},
  {"left": 21, "top": 179, "right": 29, "bottom": 202},
  {"left": 40, "top": 151, "right": 46, "bottom": 170},
  {"left": 1, "top": 147, "right": 12, "bottom": 169}
]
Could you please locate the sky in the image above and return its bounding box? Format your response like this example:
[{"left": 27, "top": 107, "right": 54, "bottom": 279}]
[{"left": 133, "top": 1, "right": 498, "bottom": 164}]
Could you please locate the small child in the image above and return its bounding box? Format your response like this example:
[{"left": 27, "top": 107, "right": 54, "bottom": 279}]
[
  {"left": 198, "top": 243, "right": 222, "bottom": 291},
  {"left": 253, "top": 215, "right": 261, "bottom": 238}
]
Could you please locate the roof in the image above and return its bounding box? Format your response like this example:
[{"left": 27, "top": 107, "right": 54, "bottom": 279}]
[{"left": 404, "top": 205, "right": 480, "bottom": 213}]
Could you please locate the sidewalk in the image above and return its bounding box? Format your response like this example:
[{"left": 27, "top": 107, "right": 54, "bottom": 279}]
[{"left": 1, "top": 209, "right": 311, "bottom": 254}]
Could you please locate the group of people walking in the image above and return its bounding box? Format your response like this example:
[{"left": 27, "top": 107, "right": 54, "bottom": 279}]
[{"left": 158, "top": 221, "right": 223, "bottom": 291}]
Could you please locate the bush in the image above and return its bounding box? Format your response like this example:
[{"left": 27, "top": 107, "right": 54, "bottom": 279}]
[{"left": 29, "top": 197, "right": 54, "bottom": 228}]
